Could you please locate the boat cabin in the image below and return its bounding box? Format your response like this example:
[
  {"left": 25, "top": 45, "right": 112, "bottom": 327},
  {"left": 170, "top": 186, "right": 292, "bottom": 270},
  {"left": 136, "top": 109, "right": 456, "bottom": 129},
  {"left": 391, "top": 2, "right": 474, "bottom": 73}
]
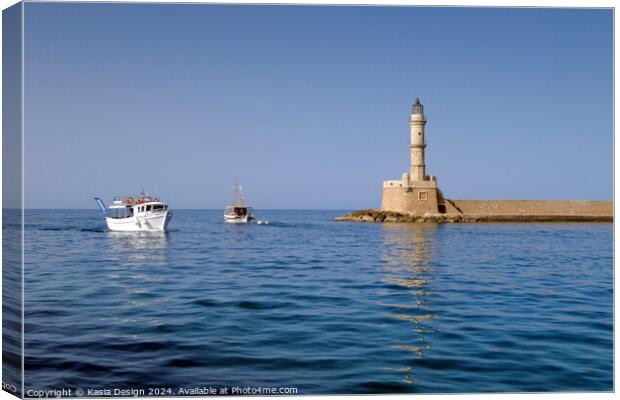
[
  {"left": 107, "top": 195, "right": 169, "bottom": 219},
  {"left": 225, "top": 206, "right": 250, "bottom": 217}
]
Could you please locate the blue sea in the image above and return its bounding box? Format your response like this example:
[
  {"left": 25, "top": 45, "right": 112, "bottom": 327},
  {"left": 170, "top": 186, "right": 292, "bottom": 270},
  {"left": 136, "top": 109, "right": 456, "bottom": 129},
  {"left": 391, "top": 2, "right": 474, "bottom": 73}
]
[{"left": 7, "top": 210, "right": 615, "bottom": 395}]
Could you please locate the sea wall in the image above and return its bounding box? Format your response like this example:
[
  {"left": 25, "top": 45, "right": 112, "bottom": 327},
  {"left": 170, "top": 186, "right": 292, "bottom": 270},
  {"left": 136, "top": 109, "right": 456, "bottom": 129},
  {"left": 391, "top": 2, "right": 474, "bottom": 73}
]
[
  {"left": 334, "top": 210, "right": 613, "bottom": 223},
  {"left": 336, "top": 200, "right": 613, "bottom": 223},
  {"left": 448, "top": 200, "right": 612, "bottom": 216}
]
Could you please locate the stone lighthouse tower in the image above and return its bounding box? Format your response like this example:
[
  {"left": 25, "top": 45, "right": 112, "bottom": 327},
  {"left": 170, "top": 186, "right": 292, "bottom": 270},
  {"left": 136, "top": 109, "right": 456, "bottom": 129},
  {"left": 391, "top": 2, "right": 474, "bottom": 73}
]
[
  {"left": 381, "top": 98, "right": 444, "bottom": 214},
  {"left": 410, "top": 97, "right": 427, "bottom": 182}
]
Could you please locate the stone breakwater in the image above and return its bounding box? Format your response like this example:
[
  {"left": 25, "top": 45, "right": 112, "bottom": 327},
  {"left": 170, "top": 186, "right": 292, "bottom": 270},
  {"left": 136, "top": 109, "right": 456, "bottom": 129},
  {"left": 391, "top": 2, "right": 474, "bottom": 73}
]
[
  {"left": 335, "top": 200, "right": 613, "bottom": 223},
  {"left": 445, "top": 199, "right": 613, "bottom": 216}
]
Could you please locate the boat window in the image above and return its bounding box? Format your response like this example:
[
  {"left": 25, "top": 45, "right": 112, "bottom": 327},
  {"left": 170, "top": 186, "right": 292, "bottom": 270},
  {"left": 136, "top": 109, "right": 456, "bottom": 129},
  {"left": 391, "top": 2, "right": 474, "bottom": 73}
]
[
  {"left": 146, "top": 205, "right": 152, "bottom": 211},
  {"left": 153, "top": 204, "right": 164, "bottom": 211},
  {"left": 107, "top": 207, "right": 132, "bottom": 219}
]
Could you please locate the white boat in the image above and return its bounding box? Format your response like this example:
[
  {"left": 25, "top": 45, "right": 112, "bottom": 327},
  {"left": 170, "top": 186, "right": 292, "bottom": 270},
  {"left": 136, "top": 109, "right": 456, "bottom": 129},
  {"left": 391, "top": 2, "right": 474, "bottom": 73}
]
[
  {"left": 94, "top": 191, "right": 172, "bottom": 232},
  {"left": 224, "top": 182, "right": 255, "bottom": 224}
]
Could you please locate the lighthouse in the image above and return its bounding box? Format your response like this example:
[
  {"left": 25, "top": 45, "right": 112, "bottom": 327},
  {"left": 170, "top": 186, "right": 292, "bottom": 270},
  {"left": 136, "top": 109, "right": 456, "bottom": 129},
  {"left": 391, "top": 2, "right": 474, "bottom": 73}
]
[
  {"left": 381, "top": 98, "right": 443, "bottom": 214},
  {"left": 410, "top": 97, "right": 426, "bottom": 182}
]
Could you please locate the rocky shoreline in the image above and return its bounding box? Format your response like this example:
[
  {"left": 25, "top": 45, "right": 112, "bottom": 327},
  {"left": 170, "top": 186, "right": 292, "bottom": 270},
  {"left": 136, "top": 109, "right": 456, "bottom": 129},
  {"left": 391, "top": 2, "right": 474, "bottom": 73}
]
[{"left": 334, "top": 209, "right": 613, "bottom": 223}]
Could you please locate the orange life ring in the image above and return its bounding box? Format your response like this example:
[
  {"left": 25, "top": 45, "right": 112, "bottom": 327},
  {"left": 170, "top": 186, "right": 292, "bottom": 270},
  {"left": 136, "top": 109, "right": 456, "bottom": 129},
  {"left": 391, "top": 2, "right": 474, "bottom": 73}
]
[
  {"left": 136, "top": 199, "right": 145, "bottom": 205},
  {"left": 125, "top": 196, "right": 134, "bottom": 205}
]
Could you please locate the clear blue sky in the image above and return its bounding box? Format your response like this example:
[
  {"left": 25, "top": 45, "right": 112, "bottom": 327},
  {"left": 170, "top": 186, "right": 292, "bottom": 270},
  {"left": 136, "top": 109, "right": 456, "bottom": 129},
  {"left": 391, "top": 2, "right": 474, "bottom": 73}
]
[{"left": 23, "top": 3, "right": 612, "bottom": 209}]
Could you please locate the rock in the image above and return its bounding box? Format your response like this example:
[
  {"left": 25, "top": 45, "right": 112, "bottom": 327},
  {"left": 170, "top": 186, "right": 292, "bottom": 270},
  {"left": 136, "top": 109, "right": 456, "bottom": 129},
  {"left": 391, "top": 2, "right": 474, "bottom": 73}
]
[{"left": 334, "top": 209, "right": 612, "bottom": 224}]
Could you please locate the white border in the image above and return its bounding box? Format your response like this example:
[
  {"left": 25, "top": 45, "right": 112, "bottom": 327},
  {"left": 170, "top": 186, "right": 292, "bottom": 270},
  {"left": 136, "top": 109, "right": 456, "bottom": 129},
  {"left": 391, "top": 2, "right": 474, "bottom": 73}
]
[{"left": 0, "top": 2, "right": 615, "bottom": 400}]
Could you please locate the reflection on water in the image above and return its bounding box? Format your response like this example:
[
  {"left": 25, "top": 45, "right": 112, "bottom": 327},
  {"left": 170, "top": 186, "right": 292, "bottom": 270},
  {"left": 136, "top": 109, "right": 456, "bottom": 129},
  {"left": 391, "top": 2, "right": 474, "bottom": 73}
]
[
  {"left": 380, "top": 223, "right": 438, "bottom": 385},
  {"left": 104, "top": 232, "right": 170, "bottom": 313},
  {"left": 381, "top": 223, "right": 437, "bottom": 269},
  {"left": 107, "top": 231, "right": 169, "bottom": 264}
]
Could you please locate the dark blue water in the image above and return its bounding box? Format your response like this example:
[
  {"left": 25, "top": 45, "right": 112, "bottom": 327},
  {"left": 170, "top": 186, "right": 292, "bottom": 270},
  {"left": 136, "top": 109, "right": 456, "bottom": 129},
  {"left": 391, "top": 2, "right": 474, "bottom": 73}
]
[
  {"left": 3, "top": 210, "right": 23, "bottom": 397},
  {"left": 20, "top": 210, "right": 612, "bottom": 394}
]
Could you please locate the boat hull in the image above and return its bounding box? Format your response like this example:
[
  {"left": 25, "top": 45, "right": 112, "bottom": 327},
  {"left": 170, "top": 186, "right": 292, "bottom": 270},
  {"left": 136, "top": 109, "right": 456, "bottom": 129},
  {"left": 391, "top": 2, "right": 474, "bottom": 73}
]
[
  {"left": 106, "top": 211, "right": 172, "bottom": 232},
  {"left": 224, "top": 215, "right": 250, "bottom": 223}
]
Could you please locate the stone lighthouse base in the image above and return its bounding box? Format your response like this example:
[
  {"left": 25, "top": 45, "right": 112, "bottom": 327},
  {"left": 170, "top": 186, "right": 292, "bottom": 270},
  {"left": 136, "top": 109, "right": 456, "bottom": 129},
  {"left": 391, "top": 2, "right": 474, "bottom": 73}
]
[{"left": 381, "top": 185, "right": 446, "bottom": 215}]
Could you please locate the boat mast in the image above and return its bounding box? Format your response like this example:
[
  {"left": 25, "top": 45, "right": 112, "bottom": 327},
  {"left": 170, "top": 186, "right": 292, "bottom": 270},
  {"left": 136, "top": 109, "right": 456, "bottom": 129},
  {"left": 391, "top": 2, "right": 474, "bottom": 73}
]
[{"left": 233, "top": 180, "right": 245, "bottom": 206}]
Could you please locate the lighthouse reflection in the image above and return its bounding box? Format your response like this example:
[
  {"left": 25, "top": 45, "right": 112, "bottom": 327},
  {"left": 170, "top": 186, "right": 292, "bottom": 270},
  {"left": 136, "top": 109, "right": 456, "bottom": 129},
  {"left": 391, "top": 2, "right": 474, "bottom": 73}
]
[{"left": 380, "top": 223, "right": 438, "bottom": 385}]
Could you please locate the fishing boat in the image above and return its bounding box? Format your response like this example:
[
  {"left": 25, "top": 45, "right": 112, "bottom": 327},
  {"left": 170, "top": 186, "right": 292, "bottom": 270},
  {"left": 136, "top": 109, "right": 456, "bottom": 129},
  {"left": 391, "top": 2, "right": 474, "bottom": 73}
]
[
  {"left": 94, "top": 191, "right": 172, "bottom": 232},
  {"left": 224, "top": 182, "right": 255, "bottom": 224}
]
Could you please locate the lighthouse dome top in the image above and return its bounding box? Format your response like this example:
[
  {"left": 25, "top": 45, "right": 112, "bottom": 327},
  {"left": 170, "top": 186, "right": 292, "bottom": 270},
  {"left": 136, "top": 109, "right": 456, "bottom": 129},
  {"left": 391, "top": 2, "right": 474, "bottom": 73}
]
[{"left": 412, "top": 97, "right": 424, "bottom": 116}]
